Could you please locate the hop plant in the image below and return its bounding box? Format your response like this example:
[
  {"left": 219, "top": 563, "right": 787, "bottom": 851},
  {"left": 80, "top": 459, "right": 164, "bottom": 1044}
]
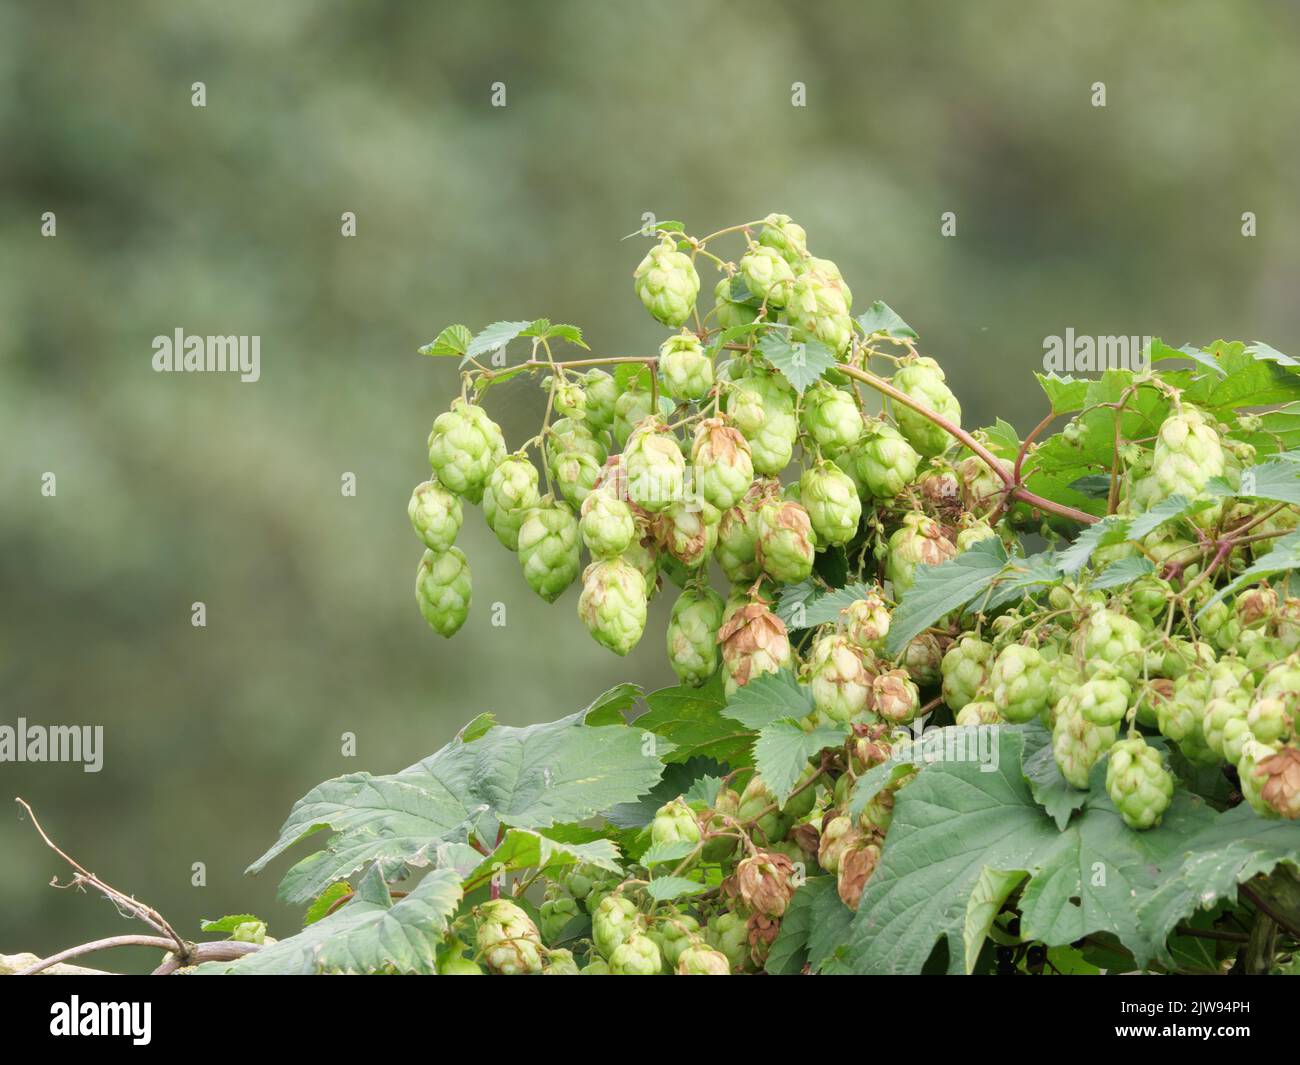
[
  {"left": 1106, "top": 738, "right": 1175, "bottom": 830},
  {"left": 757, "top": 212, "right": 809, "bottom": 265},
  {"left": 799, "top": 461, "right": 862, "bottom": 546},
  {"left": 755, "top": 498, "right": 816, "bottom": 584},
  {"left": 903, "top": 632, "right": 944, "bottom": 687},
  {"left": 579, "top": 486, "right": 636, "bottom": 559},
  {"left": 841, "top": 591, "right": 891, "bottom": 651},
  {"left": 624, "top": 420, "right": 686, "bottom": 513},
  {"left": 738, "top": 244, "right": 794, "bottom": 307},
  {"left": 1075, "top": 608, "right": 1146, "bottom": 684},
  {"left": 692, "top": 417, "right": 754, "bottom": 511},
  {"left": 1203, "top": 694, "right": 1253, "bottom": 763},
  {"left": 850, "top": 418, "right": 922, "bottom": 499},
  {"left": 517, "top": 501, "right": 580, "bottom": 602},
  {"left": 634, "top": 239, "right": 700, "bottom": 327},
  {"left": 715, "top": 492, "right": 764, "bottom": 584},
  {"left": 577, "top": 558, "right": 647, "bottom": 655},
  {"left": 837, "top": 840, "right": 882, "bottom": 911},
  {"left": 1052, "top": 700, "right": 1119, "bottom": 789},
  {"left": 884, "top": 512, "right": 957, "bottom": 594},
  {"left": 656, "top": 500, "right": 718, "bottom": 568},
  {"left": 725, "top": 370, "right": 798, "bottom": 475},
  {"left": 612, "top": 379, "right": 654, "bottom": 448},
  {"left": 592, "top": 894, "right": 641, "bottom": 959},
  {"left": 677, "top": 943, "right": 732, "bottom": 975},
  {"left": 787, "top": 266, "right": 854, "bottom": 354},
  {"left": 609, "top": 932, "right": 663, "bottom": 975},
  {"left": 1148, "top": 403, "right": 1226, "bottom": 503},
  {"left": 713, "top": 276, "right": 758, "bottom": 332},
  {"left": 649, "top": 912, "right": 701, "bottom": 970},
  {"left": 475, "top": 900, "right": 543, "bottom": 975},
  {"left": 666, "top": 585, "right": 725, "bottom": 686},
  {"left": 408, "top": 479, "right": 464, "bottom": 553},
  {"left": 941, "top": 636, "right": 995, "bottom": 711},
  {"left": 427, "top": 399, "right": 507, "bottom": 504},
  {"left": 1257, "top": 746, "right": 1300, "bottom": 819},
  {"left": 539, "top": 890, "right": 581, "bottom": 942},
  {"left": 582, "top": 369, "right": 618, "bottom": 432},
  {"left": 890, "top": 356, "right": 961, "bottom": 458},
  {"left": 542, "top": 949, "right": 581, "bottom": 976},
  {"left": 705, "top": 911, "right": 749, "bottom": 972},
  {"left": 658, "top": 332, "right": 714, "bottom": 402},
  {"left": 1075, "top": 675, "right": 1133, "bottom": 729},
  {"left": 989, "top": 644, "right": 1052, "bottom": 723},
  {"left": 1238, "top": 739, "right": 1283, "bottom": 820},
  {"left": 735, "top": 851, "right": 797, "bottom": 918},
  {"left": 801, "top": 382, "right": 863, "bottom": 452},
  {"left": 415, "top": 547, "right": 471, "bottom": 638},
  {"left": 650, "top": 797, "right": 702, "bottom": 851},
  {"left": 873, "top": 669, "right": 921, "bottom": 724},
  {"left": 956, "top": 700, "right": 1004, "bottom": 726},
  {"left": 804, "top": 634, "right": 873, "bottom": 724},
  {"left": 719, "top": 602, "right": 793, "bottom": 697},
  {"left": 817, "top": 815, "right": 863, "bottom": 875},
  {"left": 482, "top": 454, "right": 541, "bottom": 551}
]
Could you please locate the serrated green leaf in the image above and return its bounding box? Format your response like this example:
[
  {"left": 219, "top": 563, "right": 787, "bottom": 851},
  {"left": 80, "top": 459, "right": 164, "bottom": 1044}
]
[
  {"left": 964, "top": 868, "right": 1028, "bottom": 975},
  {"left": 773, "top": 579, "right": 819, "bottom": 628},
  {"left": 798, "top": 582, "right": 879, "bottom": 628},
  {"left": 847, "top": 758, "right": 915, "bottom": 820},
  {"left": 1091, "top": 555, "right": 1155, "bottom": 588},
  {"left": 419, "top": 324, "right": 473, "bottom": 357},
  {"left": 1208, "top": 460, "right": 1300, "bottom": 507},
  {"left": 1196, "top": 530, "right": 1300, "bottom": 617},
  {"left": 582, "top": 683, "right": 642, "bottom": 726},
  {"left": 621, "top": 219, "right": 684, "bottom": 240},
  {"left": 456, "top": 712, "right": 496, "bottom": 744},
  {"left": 984, "top": 550, "right": 1062, "bottom": 611},
  {"left": 722, "top": 670, "right": 811, "bottom": 730},
  {"left": 1058, "top": 516, "right": 1131, "bottom": 575},
  {"left": 644, "top": 876, "right": 708, "bottom": 902},
  {"left": 765, "top": 876, "right": 835, "bottom": 974},
  {"left": 195, "top": 866, "right": 462, "bottom": 974},
  {"left": 1067, "top": 474, "right": 1112, "bottom": 499},
  {"left": 857, "top": 301, "right": 917, "bottom": 340},
  {"left": 757, "top": 331, "right": 838, "bottom": 393},
  {"left": 1019, "top": 720, "right": 1087, "bottom": 830},
  {"left": 465, "top": 320, "right": 532, "bottom": 361},
  {"left": 884, "top": 539, "right": 1009, "bottom": 656},
  {"left": 639, "top": 840, "right": 696, "bottom": 867},
  {"left": 302, "top": 883, "right": 353, "bottom": 927},
  {"left": 603, "top": 756, "right": 727, "bottom": 829},
  {"left": 1035, "top": 373, "right": 1092, "bottom": 415},
  {"left": 632, "top": 675, "right": 754, "bottom": 767},
  {"left": 199, "top": 914, "right": 263, "bottom": 934},
  {"left": 463, "top": 828, "right": 621, "bottom": 891},
  {"left": 753, "top": 720, "right": 847, "bottom": 804}
]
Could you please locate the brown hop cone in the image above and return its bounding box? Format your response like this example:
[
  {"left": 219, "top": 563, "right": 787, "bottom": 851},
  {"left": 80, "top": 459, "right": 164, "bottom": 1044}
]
[
  {"left": 718, "top": 602, "right": 793, "bottom": 693},
  {"left": 1259, "top": 746, "right": 1300, "bottom": 819},
  {"left": 918, "top": 463, "right": 960, "bottom": 510},
  {"left": 735, "top": 851, "right": 797, "bottom": 918},
  {"left": 1237, "top": 586, "right": 1279, "bottom": 628},
  {"left": 837, "top": 840, "right": 882, "bottom": 910},
  {"left": 851, "top": 725, "right": 894, "bottom": 772},
  {"left": 747, "top": 912, "right": 781, "bottom": 966},
  {"left": 872, "top": 669, "right": 920, "bottom": 724},
  {"left": 592, "top": 455, "right": 652, "bottom": 523},
  {"left": 789, "top": 820, "right": 821, "bottom": 860}
]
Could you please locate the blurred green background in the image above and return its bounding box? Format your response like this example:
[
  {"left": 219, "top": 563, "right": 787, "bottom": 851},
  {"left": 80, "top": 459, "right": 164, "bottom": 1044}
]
[{"left": 2, "top": 0, "right": 1298, "bottom": 970}]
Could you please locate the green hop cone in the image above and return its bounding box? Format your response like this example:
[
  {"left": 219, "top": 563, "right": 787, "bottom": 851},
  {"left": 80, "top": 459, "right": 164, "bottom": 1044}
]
[
  {"left": 582, "top": 369, "right": 618, "bottom": 432},
  {"left": 738, "top": 244, "right": 794, "bottom": 307},
  {"left": 718, "top": 602, "right": 794, "bottom": 698},
  {"left": 801, "top": 382, "right": 864, "bottom": 452},
  {"left": 705, "top": 911, "right": 749, "bottom": 973},
  {"left": 989, "top": 644, "right": 1052, "bottom": 724},
  {"left": 883, "top": 512, "right": 957, "bottom": 595},
  {"left": 1203, "top": 694, "right": 1253, "bottom": 763},
  {"left": 956, "top": 520, "right": 999, "bottom": 553},
  {"left": 624, "top": 420, "right": 686, "bottom": 513},
  {"left": 755, "top": 498, "right": 816, "bottom": 584},
  {"left": 482, "top": 453, "right": 541, "bottom": 551},
  {"left": 609, "top": 932, "right": 662, "bottom": 975},
  {"left": 539, "top": 892, "right": 580, "bottom": 943},
  {"left": 724, "top": 370, "right": 798, "bottom": 475},
  {"left": 634, "top": 238, "right": 700, "bottom": 327},
  {"left": 415, "top": 547, "right": 471, "bottom": 638},
  {"left": 592, "top": 894, "right": 640, "bottom": 959},
  {"left": 903, "top": 631, "right": 944, "bottom": 686},
  {"left": 956, "top": 700, "right": 1004, "bottom": 726},
  {"left": 1247, "top": 696, "right": 1291, "bottom": 747},
  {"left": 692, "top": 417, "right": 754, "bottom": 511},
  {"left": 579, "top": 486, "right": 636, "bottom": 559},
  {"left": 547, "top": 439, "right": 602, "bottom": 510},
  {"left": 1106, "top": 738, "right": 1175, "bottom": 830},
  {"left": 408, "top": 479, "right": 464, "bottom": 553},
  {"left": 658, "top": 333, "right": 714, "bottom": 402},
  {"left": 1052, "top": 700, "right": 1118, "bottom": 790},
  {"left": 578, "top": 558, "right": 647, "bottom": 656},
  {"left": 613, "top": 379, "right": 655, "bottom": 448},
  {"left": 666, "top": 585, "right": 725, "bottom": 686},
  {"left": 475, "top": 899, "right": 543, "bottom": 975},
  {"left": 941, "top": 636, "right": 995, "bottom": 711},
  {"left": 757, "top": 212, "right": 809, "bottom": 265},
  {"left": 1075, "top": 675, "right": 1133, "bottom": 729},
  {"left": 1150, "top": 403, "right": 1226, "bottom": 503},
  {"left": 855, "top": 418, "right": 922, "bottom": 499},
  {"left": 957, "top": 454, "right": 1009, "bottom": 516},
  {"left": 817, "top": 815, "right": 863, "bottom": 875},
  {"left": 436, "top": 952, "right": 484, "bottom": 975},
  {"left": 713, "top": 276, "right": 758, "bottom": 332},
  {"left": 890, "top": 357, "right": 962, "bottom": 458},
  {"left": 1074, "top": 608, "right": 1146, "bottom": 684},
  {"left": 677, "top": 943, "right": 731, "bottom": 975},
  {"left": 549, "top": 376, "right": 587, "bottom": 419},
  {"left": 543, "top": 948, "right": 582, "bottom": 975},
  {"left": 649, "top": 913, "right": 700, "bottom": 970},
  {"left": 799, "top": 461, "right": 862, "bottom": 546},
  {"left": 1255, "top": 657, "right": 1300, "bottom": 733},
  {"left": 840, "top": 591, "right": 891, "bottom": 651},
  {"left": 786, "top": 267, "right": 853, "bottom": 355},
  {"left": 517, "top": 501, "right": 580, "bottom": 602},
  {"left": 427, "top": 398, "right": 507, "bottom": 504},
  {"left": 804, "top": 634, "right": 873, "bottom": 724},
  {"left": 650, "top": 797, "right": 702, "bottom": 850}
]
